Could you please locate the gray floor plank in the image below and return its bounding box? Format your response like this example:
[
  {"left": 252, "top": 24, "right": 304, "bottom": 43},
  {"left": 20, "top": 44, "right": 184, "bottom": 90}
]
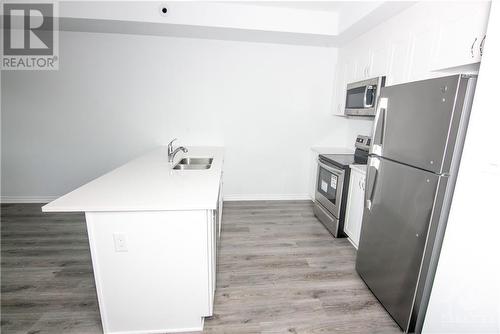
[{"left": 1, "top": 201, "right": 401, "bottom": 333}]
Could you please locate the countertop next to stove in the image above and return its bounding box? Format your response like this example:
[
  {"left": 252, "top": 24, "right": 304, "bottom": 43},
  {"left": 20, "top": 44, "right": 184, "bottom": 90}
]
[{"left": 311, "top": 147, "right": 355, "bottom": 155}]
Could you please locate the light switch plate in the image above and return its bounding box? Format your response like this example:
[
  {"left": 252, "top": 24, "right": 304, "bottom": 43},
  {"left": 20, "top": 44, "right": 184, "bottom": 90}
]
[{"left": 113, "top": 233, "right": 128, "bottom": 252}]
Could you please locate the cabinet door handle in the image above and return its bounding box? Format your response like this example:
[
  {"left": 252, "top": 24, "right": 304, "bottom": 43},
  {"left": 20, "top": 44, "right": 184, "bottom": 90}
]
[
  {"left": 471, "top": 37, "right": 477, "bottom": 58},
  {"left": 480, "top": 35, "right": 486, "bottom": 56}
]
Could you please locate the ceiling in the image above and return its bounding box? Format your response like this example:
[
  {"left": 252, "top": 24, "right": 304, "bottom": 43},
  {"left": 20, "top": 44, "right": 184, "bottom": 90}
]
[
  {"left": 39, "top": 1, "right": 416, "bottom": 47},
  {"left": 234, "top": 1, "right": 354, "bottom": 12}
]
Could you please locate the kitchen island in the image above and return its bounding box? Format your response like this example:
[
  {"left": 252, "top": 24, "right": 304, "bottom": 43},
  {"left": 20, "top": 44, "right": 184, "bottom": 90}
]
[{"left": 43, "top": 146, "right": 224, "bottom": 334}]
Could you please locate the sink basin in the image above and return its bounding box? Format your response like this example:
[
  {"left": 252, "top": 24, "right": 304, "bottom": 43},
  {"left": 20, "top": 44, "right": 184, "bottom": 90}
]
[
  {"left": 178, "top": 157, "right": 213, "bottom": 165},
  {"left": 173, "top": 164, "right": 211, "bottom": 170},
  {"left": 173, "top": 157, "right": 213, "bottom": 170}
]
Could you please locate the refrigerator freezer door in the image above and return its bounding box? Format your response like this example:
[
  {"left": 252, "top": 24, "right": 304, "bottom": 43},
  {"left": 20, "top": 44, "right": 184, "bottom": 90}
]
[
  {"left": 371, "top": 75, "right": 475, "bottom": 174},
  {"left": 356, "top": 156, "right": 446, "bottom": 332}
]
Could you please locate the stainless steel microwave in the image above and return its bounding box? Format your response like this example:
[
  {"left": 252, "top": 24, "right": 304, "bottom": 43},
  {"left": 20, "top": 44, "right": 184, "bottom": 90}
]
[{"left": 345, "top": 76, "right": 385, "bottom": 117}]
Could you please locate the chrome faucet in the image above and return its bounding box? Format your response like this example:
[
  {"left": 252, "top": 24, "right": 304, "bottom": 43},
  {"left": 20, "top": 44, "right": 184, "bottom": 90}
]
[{"left": 167, "top": 138, "right": 188, "bottom": 163}]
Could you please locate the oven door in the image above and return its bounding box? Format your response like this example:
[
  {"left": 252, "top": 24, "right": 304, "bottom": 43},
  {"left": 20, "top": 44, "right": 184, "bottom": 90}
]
[{"left": 315, "top": 159, "right": 345, "bottom": 218}]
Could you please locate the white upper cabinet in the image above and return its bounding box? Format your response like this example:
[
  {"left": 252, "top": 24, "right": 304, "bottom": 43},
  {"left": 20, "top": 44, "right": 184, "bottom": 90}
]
[
  {"left": 331, "top": 1, "right": 491, "bottom": 116},
  {"left": 344, "top": 58, "right": 357, "bottom": 86},
  {"left": 369, "top": 43, "right": 391, "bottom": 78},
  {"left": 386, "top": 36, "right": 412, "bottom": 86},
  {"left": 332, "top": 56, "right": 356, "bottom": 116},
  {"left": 408, "top": 24, "right": 439, "bottom": 82},
  {"left": 332, "top": 60, "right": 346, "bottom": 116},
  {"left": 433, "top": 2, "right": 491, "bottom": 70},
  {"left": 353, "top": 49, "right": 372, "bottom": 82}
]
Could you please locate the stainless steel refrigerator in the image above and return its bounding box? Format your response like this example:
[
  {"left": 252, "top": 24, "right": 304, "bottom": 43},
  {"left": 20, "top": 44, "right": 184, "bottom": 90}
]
[{"left": 356, "top": 74, "right": 477, "bottom": 334}]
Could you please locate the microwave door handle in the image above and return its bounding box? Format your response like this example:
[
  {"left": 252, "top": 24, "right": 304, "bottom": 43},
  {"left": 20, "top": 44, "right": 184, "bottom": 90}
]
[{"left": 363, "top": 85, "right": 374, "bottom": 108}]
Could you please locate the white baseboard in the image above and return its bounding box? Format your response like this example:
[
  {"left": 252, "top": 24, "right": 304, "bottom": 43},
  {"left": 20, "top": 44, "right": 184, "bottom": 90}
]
[
  {"left": 1, "top": 196, "right": 58, "bottom": 204},
  {"left": 223, "top": 194, "right": 312, "bottom": 201}
]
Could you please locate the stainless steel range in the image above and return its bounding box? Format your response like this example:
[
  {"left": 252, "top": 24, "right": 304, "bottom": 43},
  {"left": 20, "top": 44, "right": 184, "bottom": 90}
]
[{"left": 313, "top": 135, "right": 371, "bottom": 237}]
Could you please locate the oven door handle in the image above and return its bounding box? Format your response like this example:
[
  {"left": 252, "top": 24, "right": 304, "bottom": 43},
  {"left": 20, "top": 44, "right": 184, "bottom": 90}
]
[{"left": 318, "top": 159, "right": 344, "bottom": 176}]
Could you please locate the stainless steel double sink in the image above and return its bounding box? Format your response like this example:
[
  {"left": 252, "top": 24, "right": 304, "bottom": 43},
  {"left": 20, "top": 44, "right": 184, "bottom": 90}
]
[{"left": 173, "top": 157, "right": 213, "bottom": 170}]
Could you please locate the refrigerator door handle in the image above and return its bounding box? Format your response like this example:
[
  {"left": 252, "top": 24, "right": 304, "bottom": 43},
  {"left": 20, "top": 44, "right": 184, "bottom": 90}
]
[
  {"left": 365, "top": 157, "right": 380, "bottom": 211},
  {"left": 370, "top": 97, "right": 388, "bottom": 156}
]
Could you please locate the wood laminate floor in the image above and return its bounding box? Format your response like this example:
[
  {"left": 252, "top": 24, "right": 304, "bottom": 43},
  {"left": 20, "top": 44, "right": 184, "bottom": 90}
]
[{"left": 1, "top": 201, "right": 401, "bottom": 334}]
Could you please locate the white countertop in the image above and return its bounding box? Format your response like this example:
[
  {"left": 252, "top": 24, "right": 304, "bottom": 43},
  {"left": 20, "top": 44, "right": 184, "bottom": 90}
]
[
  {"left": 350, "top": 164, "right": 367, "bottom": 175},
  {"left": 42, "top": 146, "right": 224, "bottom": 212},
  {"left": 311, "top": 146, "right": 354, "bottom": 154}
]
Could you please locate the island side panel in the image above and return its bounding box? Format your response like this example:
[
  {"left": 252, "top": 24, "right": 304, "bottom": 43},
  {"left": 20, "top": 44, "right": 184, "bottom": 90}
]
[
  {"left": 85, "top": 210, "right": 211, "bottom": 334},
  {"left": 206, "top": 210, "right": 216, "bottom": 315}
]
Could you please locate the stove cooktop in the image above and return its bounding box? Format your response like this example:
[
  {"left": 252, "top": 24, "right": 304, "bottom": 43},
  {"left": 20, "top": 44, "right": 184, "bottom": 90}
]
[{"left": 319, "top": 153, "right": 368, "bottom": 169}]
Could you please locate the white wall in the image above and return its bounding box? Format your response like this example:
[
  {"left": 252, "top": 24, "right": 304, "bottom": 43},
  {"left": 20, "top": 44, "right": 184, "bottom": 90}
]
[
  {"left": 423, "top": 2, "right": 500, "bottom": 333},
  {"left": 1, "top": 31, "right": 371, "bottom": 201},
  {"left": 60, "top": 1, "right": 340, "bottom": 36}
]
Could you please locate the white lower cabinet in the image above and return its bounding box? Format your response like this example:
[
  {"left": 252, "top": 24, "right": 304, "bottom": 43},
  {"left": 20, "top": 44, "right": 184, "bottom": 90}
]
[
  {"left": 344, "top": 167, "right": 366, "bottom": 249},
  {"left": 85, "top": 209, "right": 220, "bottom": 333}
]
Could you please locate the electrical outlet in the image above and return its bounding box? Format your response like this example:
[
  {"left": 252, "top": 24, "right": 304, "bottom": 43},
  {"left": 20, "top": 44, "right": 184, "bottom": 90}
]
[{"left": 113, "top": 233, "right": 128, "bottom": 252}]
